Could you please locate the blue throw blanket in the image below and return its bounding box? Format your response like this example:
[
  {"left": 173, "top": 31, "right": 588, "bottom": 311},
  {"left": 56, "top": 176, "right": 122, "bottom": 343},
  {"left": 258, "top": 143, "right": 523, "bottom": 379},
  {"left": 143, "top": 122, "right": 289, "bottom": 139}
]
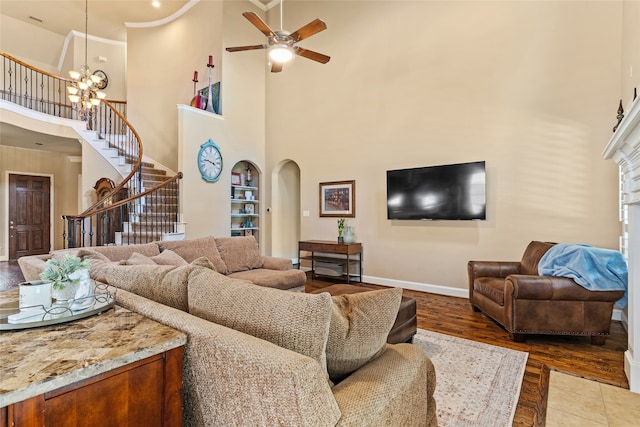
[{"left": 538, "top": 244, "right": 628, "bottom": 309}]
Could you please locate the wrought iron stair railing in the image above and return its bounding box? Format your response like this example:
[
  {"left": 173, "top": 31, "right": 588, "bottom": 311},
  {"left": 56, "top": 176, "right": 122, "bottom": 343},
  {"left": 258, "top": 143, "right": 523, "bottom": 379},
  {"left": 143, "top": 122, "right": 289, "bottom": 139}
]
[{"left": 1, "top": 52, "right": 183, "bottom": 248}]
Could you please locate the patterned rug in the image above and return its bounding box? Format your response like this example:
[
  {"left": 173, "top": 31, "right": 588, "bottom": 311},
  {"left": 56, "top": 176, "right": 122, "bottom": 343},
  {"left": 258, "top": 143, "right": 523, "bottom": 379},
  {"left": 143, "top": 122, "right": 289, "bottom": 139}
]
[{"left": 413, "top": 329, "right": 528, "bottom": 427}]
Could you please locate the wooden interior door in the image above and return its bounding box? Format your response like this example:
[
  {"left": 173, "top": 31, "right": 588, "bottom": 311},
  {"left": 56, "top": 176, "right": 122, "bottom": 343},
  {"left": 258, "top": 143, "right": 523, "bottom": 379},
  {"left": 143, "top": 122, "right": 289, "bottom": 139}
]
[{"left": 8, "top": 174, "right": 51, "bottom": 260}]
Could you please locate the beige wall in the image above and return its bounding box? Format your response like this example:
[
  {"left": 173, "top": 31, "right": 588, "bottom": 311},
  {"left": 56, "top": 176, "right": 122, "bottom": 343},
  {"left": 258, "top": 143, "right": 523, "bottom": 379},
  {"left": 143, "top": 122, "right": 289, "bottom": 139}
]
[
  {"left": 176, "top": 0, "right": 266, "bottom": 241},
  {"left": 1, "top": 14, "right": 126, "bottom": 100},
  {"left": 0, "top": 15, "right": 65, "bottom": 74},
  {"left": 126, "top": 1, "right": 225, "bottom": 172},
  {"left": 67, "top": 33, "right": 127, "bottom": 102},
  {"left": 622, "top": 0, "right": 640, "bottom": 110},
  {"left": 266, "top": 1, "right": 623, "bottom": 292},
  {"left": 0, "top": 146, "right": 81, "bottom": 259}
]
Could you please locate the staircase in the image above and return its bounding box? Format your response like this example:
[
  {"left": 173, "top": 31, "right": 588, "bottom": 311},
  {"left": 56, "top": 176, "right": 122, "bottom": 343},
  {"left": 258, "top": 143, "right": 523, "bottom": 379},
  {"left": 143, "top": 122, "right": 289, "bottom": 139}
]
[{"left": 1, "top": 52, "right": 184, "bottom": 248}]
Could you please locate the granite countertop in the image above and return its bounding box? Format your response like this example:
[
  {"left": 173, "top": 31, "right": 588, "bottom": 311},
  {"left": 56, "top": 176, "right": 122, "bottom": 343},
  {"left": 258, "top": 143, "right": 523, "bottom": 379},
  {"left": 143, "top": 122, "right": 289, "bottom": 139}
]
[{"left": 0, "top": 290, "right": 186, "bottom": 408}]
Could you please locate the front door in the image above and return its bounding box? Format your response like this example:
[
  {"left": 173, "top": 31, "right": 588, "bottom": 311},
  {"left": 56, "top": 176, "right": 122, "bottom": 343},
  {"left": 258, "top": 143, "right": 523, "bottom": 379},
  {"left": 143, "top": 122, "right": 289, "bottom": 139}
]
[{"left": 8, "top": 174, "right": 51, "bottom": 260}]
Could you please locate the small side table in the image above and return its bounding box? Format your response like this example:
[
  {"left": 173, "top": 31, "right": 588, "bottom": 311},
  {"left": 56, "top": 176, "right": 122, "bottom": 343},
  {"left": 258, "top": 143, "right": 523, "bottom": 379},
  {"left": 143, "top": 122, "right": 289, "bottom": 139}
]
[{"left": 298, "top": 240, "right": 363, "bottom": 283}]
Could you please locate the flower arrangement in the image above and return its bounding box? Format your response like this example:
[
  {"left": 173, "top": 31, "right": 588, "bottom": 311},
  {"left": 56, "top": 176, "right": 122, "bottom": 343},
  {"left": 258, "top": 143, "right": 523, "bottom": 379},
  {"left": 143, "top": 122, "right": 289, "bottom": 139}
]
[
  {"left": 337, "top": 218, "right": 345, "bottom": 237},
  {"left": 40, "top": 255, "right": 91, "bottom": 291}
]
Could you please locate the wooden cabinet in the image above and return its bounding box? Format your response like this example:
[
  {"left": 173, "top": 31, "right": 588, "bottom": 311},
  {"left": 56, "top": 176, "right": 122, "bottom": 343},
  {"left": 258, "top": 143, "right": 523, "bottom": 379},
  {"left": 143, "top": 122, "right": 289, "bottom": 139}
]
[
  {"left": 231, "top": 162, "right": 259, "bottom": 244},
  {"left": 1, "top": 347, "right": 183, "bottom": 427},
  {"left": 298, "top": 240, "right": 363, "bottom": 283}
]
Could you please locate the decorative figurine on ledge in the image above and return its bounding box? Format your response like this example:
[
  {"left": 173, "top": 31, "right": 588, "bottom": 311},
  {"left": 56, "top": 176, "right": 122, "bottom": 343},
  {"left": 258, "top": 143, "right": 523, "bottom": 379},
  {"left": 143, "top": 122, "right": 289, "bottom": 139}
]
[
  {"left": 190, "top": 71, "right": 205, "bottom": 109},
  {"left": 613, "top": 99, "right": 624, "bottom": 133},
  {"left": 205, "top": 55, "right": 216, "bottom": 113},
  {"left": 246, "top": 165, "right": 252, "bottom": 187}
]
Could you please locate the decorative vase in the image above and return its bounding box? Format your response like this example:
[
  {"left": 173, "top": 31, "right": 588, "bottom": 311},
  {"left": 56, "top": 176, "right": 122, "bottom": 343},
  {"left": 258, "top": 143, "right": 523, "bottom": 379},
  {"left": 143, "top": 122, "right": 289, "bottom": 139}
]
[
  {"left": 343, "top": 226, "right": 355, "bottom": 244},
  {"left": 70, "top": 269, "right": 95, "bottom": 311},
  {"left": 52, "top": 281, "right": 79, "bottom": 302},
  {"left": 338, "top": 236, "right": 344, "bottom": 244}
]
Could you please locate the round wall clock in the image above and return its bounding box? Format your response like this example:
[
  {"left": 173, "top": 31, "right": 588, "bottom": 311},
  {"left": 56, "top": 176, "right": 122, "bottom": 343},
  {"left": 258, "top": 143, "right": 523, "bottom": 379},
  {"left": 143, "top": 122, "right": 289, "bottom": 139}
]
[
  {"left": 94, "top": 70, "right": 108, "bottom": 90},
  {"left": 197, "top": 139, "right": 223, "bottom": 182}
]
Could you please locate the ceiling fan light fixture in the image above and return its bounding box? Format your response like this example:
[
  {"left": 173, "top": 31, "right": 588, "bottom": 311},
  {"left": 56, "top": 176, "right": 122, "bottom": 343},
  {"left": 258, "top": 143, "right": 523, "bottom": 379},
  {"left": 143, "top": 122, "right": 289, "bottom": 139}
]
[{"left": 269, "top": 44, "right": 294, "bottom": 63}]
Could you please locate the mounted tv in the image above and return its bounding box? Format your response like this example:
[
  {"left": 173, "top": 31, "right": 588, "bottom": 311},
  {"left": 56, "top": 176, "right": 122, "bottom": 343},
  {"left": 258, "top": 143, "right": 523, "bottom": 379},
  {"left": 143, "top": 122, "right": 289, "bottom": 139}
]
[{"left": 386, "top": 161, "right": 486, "bottom": 220}]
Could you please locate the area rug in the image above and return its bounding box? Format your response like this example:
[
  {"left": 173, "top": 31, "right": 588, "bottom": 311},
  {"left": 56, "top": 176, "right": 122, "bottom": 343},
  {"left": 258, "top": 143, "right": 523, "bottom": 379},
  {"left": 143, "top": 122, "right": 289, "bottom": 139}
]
[{"left": 413, "top": 329, "right": 528, "bottom": 427}]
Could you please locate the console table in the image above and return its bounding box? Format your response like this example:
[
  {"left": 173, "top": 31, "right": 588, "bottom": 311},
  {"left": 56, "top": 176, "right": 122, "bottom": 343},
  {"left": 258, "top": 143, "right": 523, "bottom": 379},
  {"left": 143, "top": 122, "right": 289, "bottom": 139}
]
[
  {"left": 298, "top": 240, "right": 362, "bottom": 283},
  {"left": 0, "top": 298, "right": 186, "bottom": 427}
]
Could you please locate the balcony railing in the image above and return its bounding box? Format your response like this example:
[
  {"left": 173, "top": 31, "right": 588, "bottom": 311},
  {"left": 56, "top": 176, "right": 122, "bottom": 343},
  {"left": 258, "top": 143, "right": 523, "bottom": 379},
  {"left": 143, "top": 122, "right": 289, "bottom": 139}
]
[{"left": 1, "top": 52, "right": 183, "bottom": 248}]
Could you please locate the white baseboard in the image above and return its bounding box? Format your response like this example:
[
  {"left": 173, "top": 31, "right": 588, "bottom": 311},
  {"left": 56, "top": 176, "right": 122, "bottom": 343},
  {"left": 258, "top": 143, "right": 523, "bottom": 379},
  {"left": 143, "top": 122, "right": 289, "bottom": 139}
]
[
  {"left": 618, "top": 309, "right": 628, "bottom": 330},
  {"left": 362, "top": 275, "right": 468, "bottom": 299}
]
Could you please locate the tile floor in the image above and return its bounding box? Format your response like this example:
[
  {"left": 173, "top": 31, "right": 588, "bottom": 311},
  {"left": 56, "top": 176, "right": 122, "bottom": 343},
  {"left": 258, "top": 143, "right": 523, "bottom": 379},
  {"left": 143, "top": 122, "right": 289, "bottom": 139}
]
[{"left": 546, "top": 370, "right": 640, "bottom": 426}]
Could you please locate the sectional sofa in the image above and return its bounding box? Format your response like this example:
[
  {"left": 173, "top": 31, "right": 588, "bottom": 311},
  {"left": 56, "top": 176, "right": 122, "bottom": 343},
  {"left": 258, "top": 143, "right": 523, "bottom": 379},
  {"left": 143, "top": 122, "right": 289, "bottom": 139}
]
[{"left": 17, "top": 236, "right": 438, "bottom": 426}]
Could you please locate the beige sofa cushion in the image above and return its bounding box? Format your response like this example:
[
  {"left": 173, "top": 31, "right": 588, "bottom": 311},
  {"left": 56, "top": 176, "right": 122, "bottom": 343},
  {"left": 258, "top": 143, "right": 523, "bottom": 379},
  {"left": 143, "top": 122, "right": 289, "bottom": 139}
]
[
  {"left": 326, "top": 287, "right": 402, "bottom": 382},
  {"left": 92, "top": 242, "right": 160, "bottom": 261},
  {"left": 105, "top": 257, "right": 215, "bottom": 311},
  {"left": 187, "top": 267, "right": 332, "bottom": 373},
  {"left": 76, "top": 249, "right": 118, "bottom": 283},
  {"left": 157, "top": 236, "right": 228, "bottom": 274},
  {"left": 228, "top": 268, "right": 307, "bottom": 290},
  {"left": 122, "top": 250, "right": 188, "bottom": 266},
  {"left": 215, "top": 236, "right": 263, "bottom": 273}
]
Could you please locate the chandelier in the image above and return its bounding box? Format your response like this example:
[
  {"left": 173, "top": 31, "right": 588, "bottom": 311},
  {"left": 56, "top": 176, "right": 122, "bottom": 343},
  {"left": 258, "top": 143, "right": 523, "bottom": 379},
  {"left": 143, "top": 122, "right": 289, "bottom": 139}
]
[{"left": 67, "top": 0, "right": 106, "bottom": 126}]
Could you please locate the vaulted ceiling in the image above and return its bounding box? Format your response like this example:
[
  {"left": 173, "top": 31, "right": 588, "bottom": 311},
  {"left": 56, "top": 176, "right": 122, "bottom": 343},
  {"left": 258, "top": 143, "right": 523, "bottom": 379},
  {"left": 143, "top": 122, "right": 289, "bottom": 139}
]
[{"left": 0, "top": 0, "right": 273, "bottom": 42}]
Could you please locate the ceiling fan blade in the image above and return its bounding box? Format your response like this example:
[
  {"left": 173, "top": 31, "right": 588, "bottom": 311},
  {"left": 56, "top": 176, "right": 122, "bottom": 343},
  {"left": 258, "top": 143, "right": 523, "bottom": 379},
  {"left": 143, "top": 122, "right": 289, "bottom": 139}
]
[
  {"left": 294, "top": 47, "right": 331, "bottom": 64},
  {"left": 225, "top": 44, "right": 267, "bottom": 52},
  {"left": 271, "top": 62, "right": 283, "bottom": 73},
  {"left": 242, "top": 12, "right": 275, "bottom": 37},
  {"left": 290, "top": 19, "right": 327, "bottom": 43}
]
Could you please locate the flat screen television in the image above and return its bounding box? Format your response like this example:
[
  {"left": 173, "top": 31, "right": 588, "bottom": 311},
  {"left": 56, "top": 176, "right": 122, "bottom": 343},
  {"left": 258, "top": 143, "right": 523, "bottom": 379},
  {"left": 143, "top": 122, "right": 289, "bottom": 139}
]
[{"left": 386, "top": 161, "right": 486, "bottom": 220}]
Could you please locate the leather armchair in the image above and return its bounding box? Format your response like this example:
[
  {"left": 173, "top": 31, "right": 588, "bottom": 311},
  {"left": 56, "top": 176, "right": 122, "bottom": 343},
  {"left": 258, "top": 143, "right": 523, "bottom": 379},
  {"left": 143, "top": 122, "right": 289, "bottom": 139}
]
[{"left": 468, "top": 241, "right": 625, "bottom": 345}]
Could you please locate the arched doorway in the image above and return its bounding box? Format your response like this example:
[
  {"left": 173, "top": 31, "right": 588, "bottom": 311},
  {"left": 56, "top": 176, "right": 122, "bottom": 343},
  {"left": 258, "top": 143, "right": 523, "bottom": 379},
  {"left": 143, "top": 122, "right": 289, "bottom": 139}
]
[{"left": 271, "top": 160, "right": 300, "bottom": 261}]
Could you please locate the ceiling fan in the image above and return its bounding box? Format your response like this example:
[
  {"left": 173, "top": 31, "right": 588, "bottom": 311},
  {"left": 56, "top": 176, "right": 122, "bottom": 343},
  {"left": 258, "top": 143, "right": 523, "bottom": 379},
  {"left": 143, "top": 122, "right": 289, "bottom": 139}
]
[{"left": 225, "top": 1, "right": 330, "bottom": 73}]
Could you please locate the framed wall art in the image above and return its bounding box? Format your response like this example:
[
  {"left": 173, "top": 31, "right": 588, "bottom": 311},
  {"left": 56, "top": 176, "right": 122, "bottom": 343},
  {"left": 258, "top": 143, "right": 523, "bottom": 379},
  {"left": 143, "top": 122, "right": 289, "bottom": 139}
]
[{"left": 319, "top": 180, "right": 355, "bottom": 218}]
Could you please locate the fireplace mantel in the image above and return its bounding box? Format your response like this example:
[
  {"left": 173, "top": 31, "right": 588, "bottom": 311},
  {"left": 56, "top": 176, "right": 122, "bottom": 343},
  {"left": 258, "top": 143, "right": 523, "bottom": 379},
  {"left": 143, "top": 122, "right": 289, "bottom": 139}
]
[
  {"left": 604, "top": 98, "right": 640, "bottom": 203},
  {"left": 603, "top": 96, "right": 640, "bottom": 393}
]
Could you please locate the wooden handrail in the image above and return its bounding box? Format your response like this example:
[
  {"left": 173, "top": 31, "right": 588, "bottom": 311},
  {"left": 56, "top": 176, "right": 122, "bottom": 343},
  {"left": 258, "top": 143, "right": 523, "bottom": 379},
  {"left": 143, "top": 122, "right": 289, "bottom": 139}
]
[
  {"left": 66, "top": 173, "right": 183, "bottom": 219},
  {"left": 80, "top": 99, "right": 144, "bottom": 217}
]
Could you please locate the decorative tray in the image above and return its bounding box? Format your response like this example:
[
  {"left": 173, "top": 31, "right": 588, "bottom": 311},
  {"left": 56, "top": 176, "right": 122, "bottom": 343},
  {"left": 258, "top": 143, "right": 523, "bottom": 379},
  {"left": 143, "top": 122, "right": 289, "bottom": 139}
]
[{"left": 0, "top": 284, "right": 116, "bottom": 331}]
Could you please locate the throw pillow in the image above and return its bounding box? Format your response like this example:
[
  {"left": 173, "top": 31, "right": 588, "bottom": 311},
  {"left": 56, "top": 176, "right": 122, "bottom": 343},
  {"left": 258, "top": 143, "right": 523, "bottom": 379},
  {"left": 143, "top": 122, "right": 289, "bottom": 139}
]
[
  {"left": 122, "top": 252, "right": 157, "bottom": 265},
  {"left": 151, "top": 249, "right": 188, "bottom": 266},
  {"left": 105, "top": 257, "right": 216, "bottom": 311},
  {"left": 214, "top": 236, "right": 263, "bottom": 273},
  {"left": 92, "top": 242, "right": 160, "bottom": 261},
  {"left": 157, "top": 236, "right": 228, "bottom": 274},
  {"left": 325, "top": 287, "right": 402, "bottom": 382},
  {"left": 187, "top": 267, "right": 333, "bottom": 373},
  {"left": 76, "top": 249, "right": 116, "bottom": 283}
]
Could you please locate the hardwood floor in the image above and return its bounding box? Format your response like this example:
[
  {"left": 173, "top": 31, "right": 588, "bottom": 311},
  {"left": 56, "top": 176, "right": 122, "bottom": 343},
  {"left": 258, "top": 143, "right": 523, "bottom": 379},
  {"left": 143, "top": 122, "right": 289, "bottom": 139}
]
[
  {"left": 2, "top": 263, "right": 628, "bottom": 426},
  {"left": 0, "top": 261, "right": 23, "bottom": 291},
  {"left": 306, "top": 279, "right": 629, "bottom": 427}
]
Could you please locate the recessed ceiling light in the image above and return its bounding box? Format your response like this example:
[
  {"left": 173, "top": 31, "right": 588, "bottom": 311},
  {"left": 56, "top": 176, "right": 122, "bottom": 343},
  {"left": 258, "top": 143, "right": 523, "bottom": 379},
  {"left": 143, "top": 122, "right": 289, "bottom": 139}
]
[{"left": 152, "top": 1, "right": 161, "bottom": 8}]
